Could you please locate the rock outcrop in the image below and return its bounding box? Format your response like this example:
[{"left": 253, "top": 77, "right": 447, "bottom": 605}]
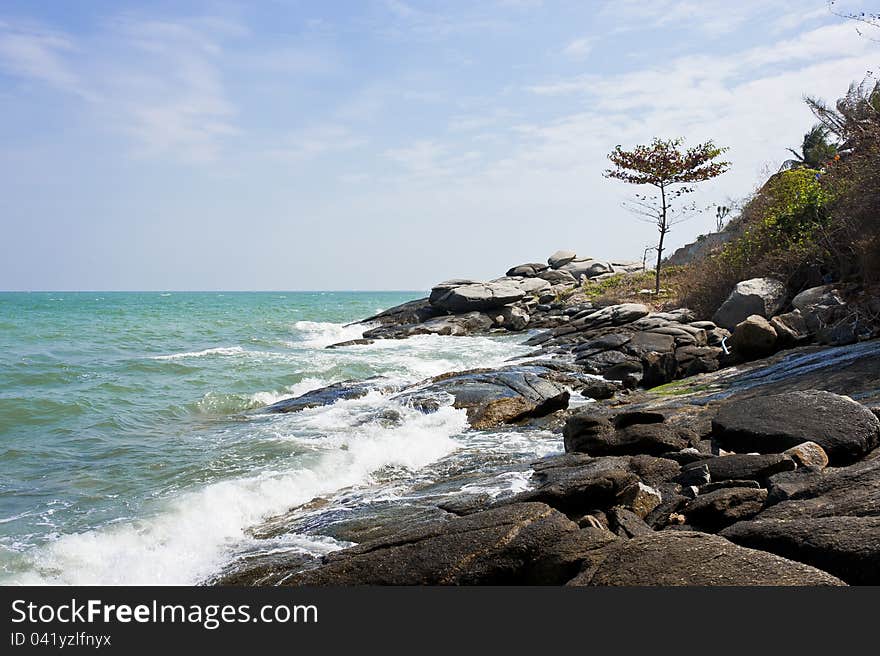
[{"left": 712, "top": 278, "right": 787, "bottom": 330}]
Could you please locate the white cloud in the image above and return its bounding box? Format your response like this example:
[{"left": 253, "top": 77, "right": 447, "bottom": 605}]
[
  {"left": 562, "top": 37, "right": 592, "bottom": 59},
  {"left": 0, "top": 22, "right": 90, "bottom": 98}
]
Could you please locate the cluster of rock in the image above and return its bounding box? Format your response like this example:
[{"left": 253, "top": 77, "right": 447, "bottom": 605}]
[
  {"left": 520, "top": 302, "right": 729, "bottom": 388},
  {"left": 340, "top": 250, "right": 641, "bottom": 343},
  {"left": 265, "top": 362, "right": 619, "bottom": 430},
  {"left": 713, "top": 277, "right": 880, "bottom": 358},
  {"left": 268, "top": 387, "right": 879, "bottom": 586}
]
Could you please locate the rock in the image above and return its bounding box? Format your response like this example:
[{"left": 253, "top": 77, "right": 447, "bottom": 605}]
[
  {"left": 770, "top": 310, "right": 810, "bottom": 345},
  {"left": 578, "top": 377, "right": 621, "bottom": 400},
  {"left": 680, "top": 454, "right": 795, "bottom": 483},
  {"left": 792, "top": 285, "right": 844, "bottom": 313},
  {"left": 356, "top": 297, "right": 441, "bottom": 326},
  {"left": 396, "top": 368, "right": 570, "bottom": 429},
  {"left": 674, "top": 345, "right": 722, "bottom": 377},
  {"left": 284, "top": 502, "right": 617, "bottom": 585},
  {"left": 712, "top": 278, "right": 787, "bottom": 330},
  {"left": 362, "top": 311, "right": 494, "bottom": 339},
  {"left": 731, "top": 315, "right": 778, "bottom": 359},
  {"left": 437, "top": 494, "right": 494, "bottom": 516},
  {"left": 569, "top": 531, "right": 844, "bottom": 586},
  {"left": 430, "top": 281, "right": 526, "bottom": 312},
  {"left": 502, "top": 276, "right": 551, "bottom": 296},
  {"left": 537, "top": 269, "right": 577, "bottom": 285},
  {"left": 617, "top": 482, "right": 662, "bottom": 518},
  {"left": 326, "top": 338, "right": 376, "bottom": 349},
  {"left": 493, "top": 305, "right": 530, "bottom": 331},
  {"left": 566, "top": 421, "right": 691, "bottom": 457},
  {"left": 558, "top": 259, "right": 612, "bottom": 282},
  {"left": 721, "top": 517, "right": 880, "bottom": 585},
  {"left": 683, "top": 487, "right": 768, "bottom": 529},
  {"left": 428, "top": 279, "right": 480, "bottom": 303},
  {"left": 562, "top": 411, "right": 615, "bottom": 454},
  {"left": 677, "top": 463, "right": 710, "bottom": 487},
  {"left": 762, "top": 459, "right": 880, "bottom": 519},
  {"left": 607, "top": 506, "right": 654, "bottom": 537},
  {"left": 712, "top": 390, "right": 880, "bottom": 464},
  {"left": 514, "top": 453, "right": 680, "bottom": 515},
  {"left": 264, "top": 378, "right": 393, "bottom": 413},
  {"left": 783, "top": 441, "right": 829, "bottom": 470},
  {"left": 548, "top": 250, "right": 577, "bottom": 268},
  {"left": 506, "top": 263, "right": 549, "bottom": 277}
]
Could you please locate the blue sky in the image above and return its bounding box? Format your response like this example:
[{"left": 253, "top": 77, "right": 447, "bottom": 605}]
[{"left": 1, "top": 0, "right": 877, "bottom": 290}]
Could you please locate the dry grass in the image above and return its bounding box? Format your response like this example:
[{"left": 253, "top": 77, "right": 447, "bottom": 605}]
[{"left": 565, "top": 266, "right": 690, "bottom": 311}]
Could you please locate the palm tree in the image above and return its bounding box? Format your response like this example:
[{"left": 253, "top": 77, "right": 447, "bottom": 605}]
[{"left": 783, "top": 124, "right": 838, "bottom": 170}]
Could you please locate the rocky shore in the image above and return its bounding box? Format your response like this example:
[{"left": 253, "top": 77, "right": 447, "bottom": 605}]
[{"left": 217, "top": 250, "right": 880, "bottom": 586}]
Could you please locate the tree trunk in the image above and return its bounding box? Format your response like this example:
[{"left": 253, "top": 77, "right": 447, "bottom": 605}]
[{"left": 655, "top": 185, "right": 667, "bottom": 295}]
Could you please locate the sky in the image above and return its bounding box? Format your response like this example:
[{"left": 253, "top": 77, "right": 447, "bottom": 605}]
[{"left": 0, "top": 0, "right": 877, "bottom": 291}]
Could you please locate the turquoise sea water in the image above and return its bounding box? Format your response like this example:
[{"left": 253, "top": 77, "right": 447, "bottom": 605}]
[{"left": 0, "top": 291, "right": 554, "bottom": 584}]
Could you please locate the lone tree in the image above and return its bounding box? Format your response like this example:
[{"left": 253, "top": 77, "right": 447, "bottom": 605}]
[{"left": 604, "top": 137, "right": 730, "bottom": 294}]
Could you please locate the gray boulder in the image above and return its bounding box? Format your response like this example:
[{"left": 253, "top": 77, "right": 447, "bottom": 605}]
[
  {"left": 680, "top": 454, "right": 795, "bottom": 483},
  {"left": 558, "top": 259, "right": 613, "bottom": 282},
  {"left": 548, "top": 250, "right": 577, "bottom": 268},
  {"left": 792, "top": 285, "right": 844, "bottom": 313},
  {"left": 712, "top": 278, "right": 787, "bottom": 330},
  {"left": 430, "top": 281, "right": 526, "bottom": 312},
  {"left": 713, "top": 390, "right": 880, "bottom": 464},
  {"left": 506, "top": 263, "right": 549, "bottom": 277},
  {"left": 569, "top": 531, "right": 845, "bottom": 586},
  {"left": 536, "top": 269, "right": 577, "bottom": 285}
]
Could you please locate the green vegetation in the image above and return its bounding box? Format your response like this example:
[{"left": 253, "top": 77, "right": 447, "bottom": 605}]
[{"left": 679, "top": 78, "right": 880, "bottom": 316}]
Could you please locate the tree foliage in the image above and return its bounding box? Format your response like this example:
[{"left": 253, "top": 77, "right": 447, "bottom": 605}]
[
  {"left": 604, "top": 137, "right": 730, "bottom": 294},
  {"left": 783, "top": 124, "right": 839, "bottom": 170}
]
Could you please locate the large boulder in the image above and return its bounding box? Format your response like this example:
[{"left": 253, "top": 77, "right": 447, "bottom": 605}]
[
  {"left": 712, "top": 390, "right": 880, "bottom": 464},
  {"left": 548, "top": 250, "right": 577, "bottom": 268},
  {"left": 506, "top": 263, "right": 549, "bottom": 277},
  {"left": 284, "top": 502, "right": 617, "bottom": 585},
  {"left": 504, "top": 276, "right": 552, "bottom": 296},
  {"left": 429, "top": 281, "right": 526, "bottom": 312},
  {"left": 792, "top": 285, "right": 844, "bottom": 313},
  {"left": 712, "top": 278, "right": 787, "bottom": 330},
  {"left": 558, "top": 259, "right": 613, "bottom": 282},
  {"left": 569, "top": 531, "right": 845, "bottom": 586},
  {"left": 396, "top": 368, "right": 570, "bottom": 429},
  {"left": 355, "top": 297, "right": 440, "bottom": 326},
  {"left": 770, "top": 310, "right": 810, "bottom": 345},
  {"left": 731, "top": 315, "right": 778, "bottom": 359},
  {"left": 721, "top": 517, "right": 880, "bottom": 585},
  {"left": 536, "top": 268, "right": 577, "bottom": 285}
]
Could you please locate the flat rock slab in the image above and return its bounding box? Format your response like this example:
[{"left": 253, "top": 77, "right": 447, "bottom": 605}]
[
  {"left": 713, "top": 390, "right": 880, "bottom": 464},
  {"left": 762, "top": 458, "right": 880, "bottom": 519},
  {"left": 721, "top": 517, "right": 880, "bottom": 585},
  {"left": 681, "top": 453, "right": 795, "bottom": 483},
  {"left": 684, "top": 487, "right": 768, "bottom": 529},
  {"left": 570, "top": 531, "right": 845, "bottom": 586},
  {"left": 284, "top": 502, "right": 617, "bottom": 585},
  {"left": 430, "top": 281, "right": 526, "bottom": 312},
  {"left": 263, "top": 378, "right": 394, "bottom": 413}
]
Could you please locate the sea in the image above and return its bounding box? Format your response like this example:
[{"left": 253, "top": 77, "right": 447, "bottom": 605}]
[{"left": 0, "top": 291, "right": 562, "bottom": 585}]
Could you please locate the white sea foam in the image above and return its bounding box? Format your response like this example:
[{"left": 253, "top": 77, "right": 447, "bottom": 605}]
[
  {"left": 249, "top": 378, "right": 327, "bottom": 407},
  {"left": 292, "top": 320, "right": 370, "bottom": 348},
  {"left": 8, "top": 397, "right": 468, "bottom": 585},
  {"left": 152, "top": 346, "right": 247, "bottom": 361}
]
